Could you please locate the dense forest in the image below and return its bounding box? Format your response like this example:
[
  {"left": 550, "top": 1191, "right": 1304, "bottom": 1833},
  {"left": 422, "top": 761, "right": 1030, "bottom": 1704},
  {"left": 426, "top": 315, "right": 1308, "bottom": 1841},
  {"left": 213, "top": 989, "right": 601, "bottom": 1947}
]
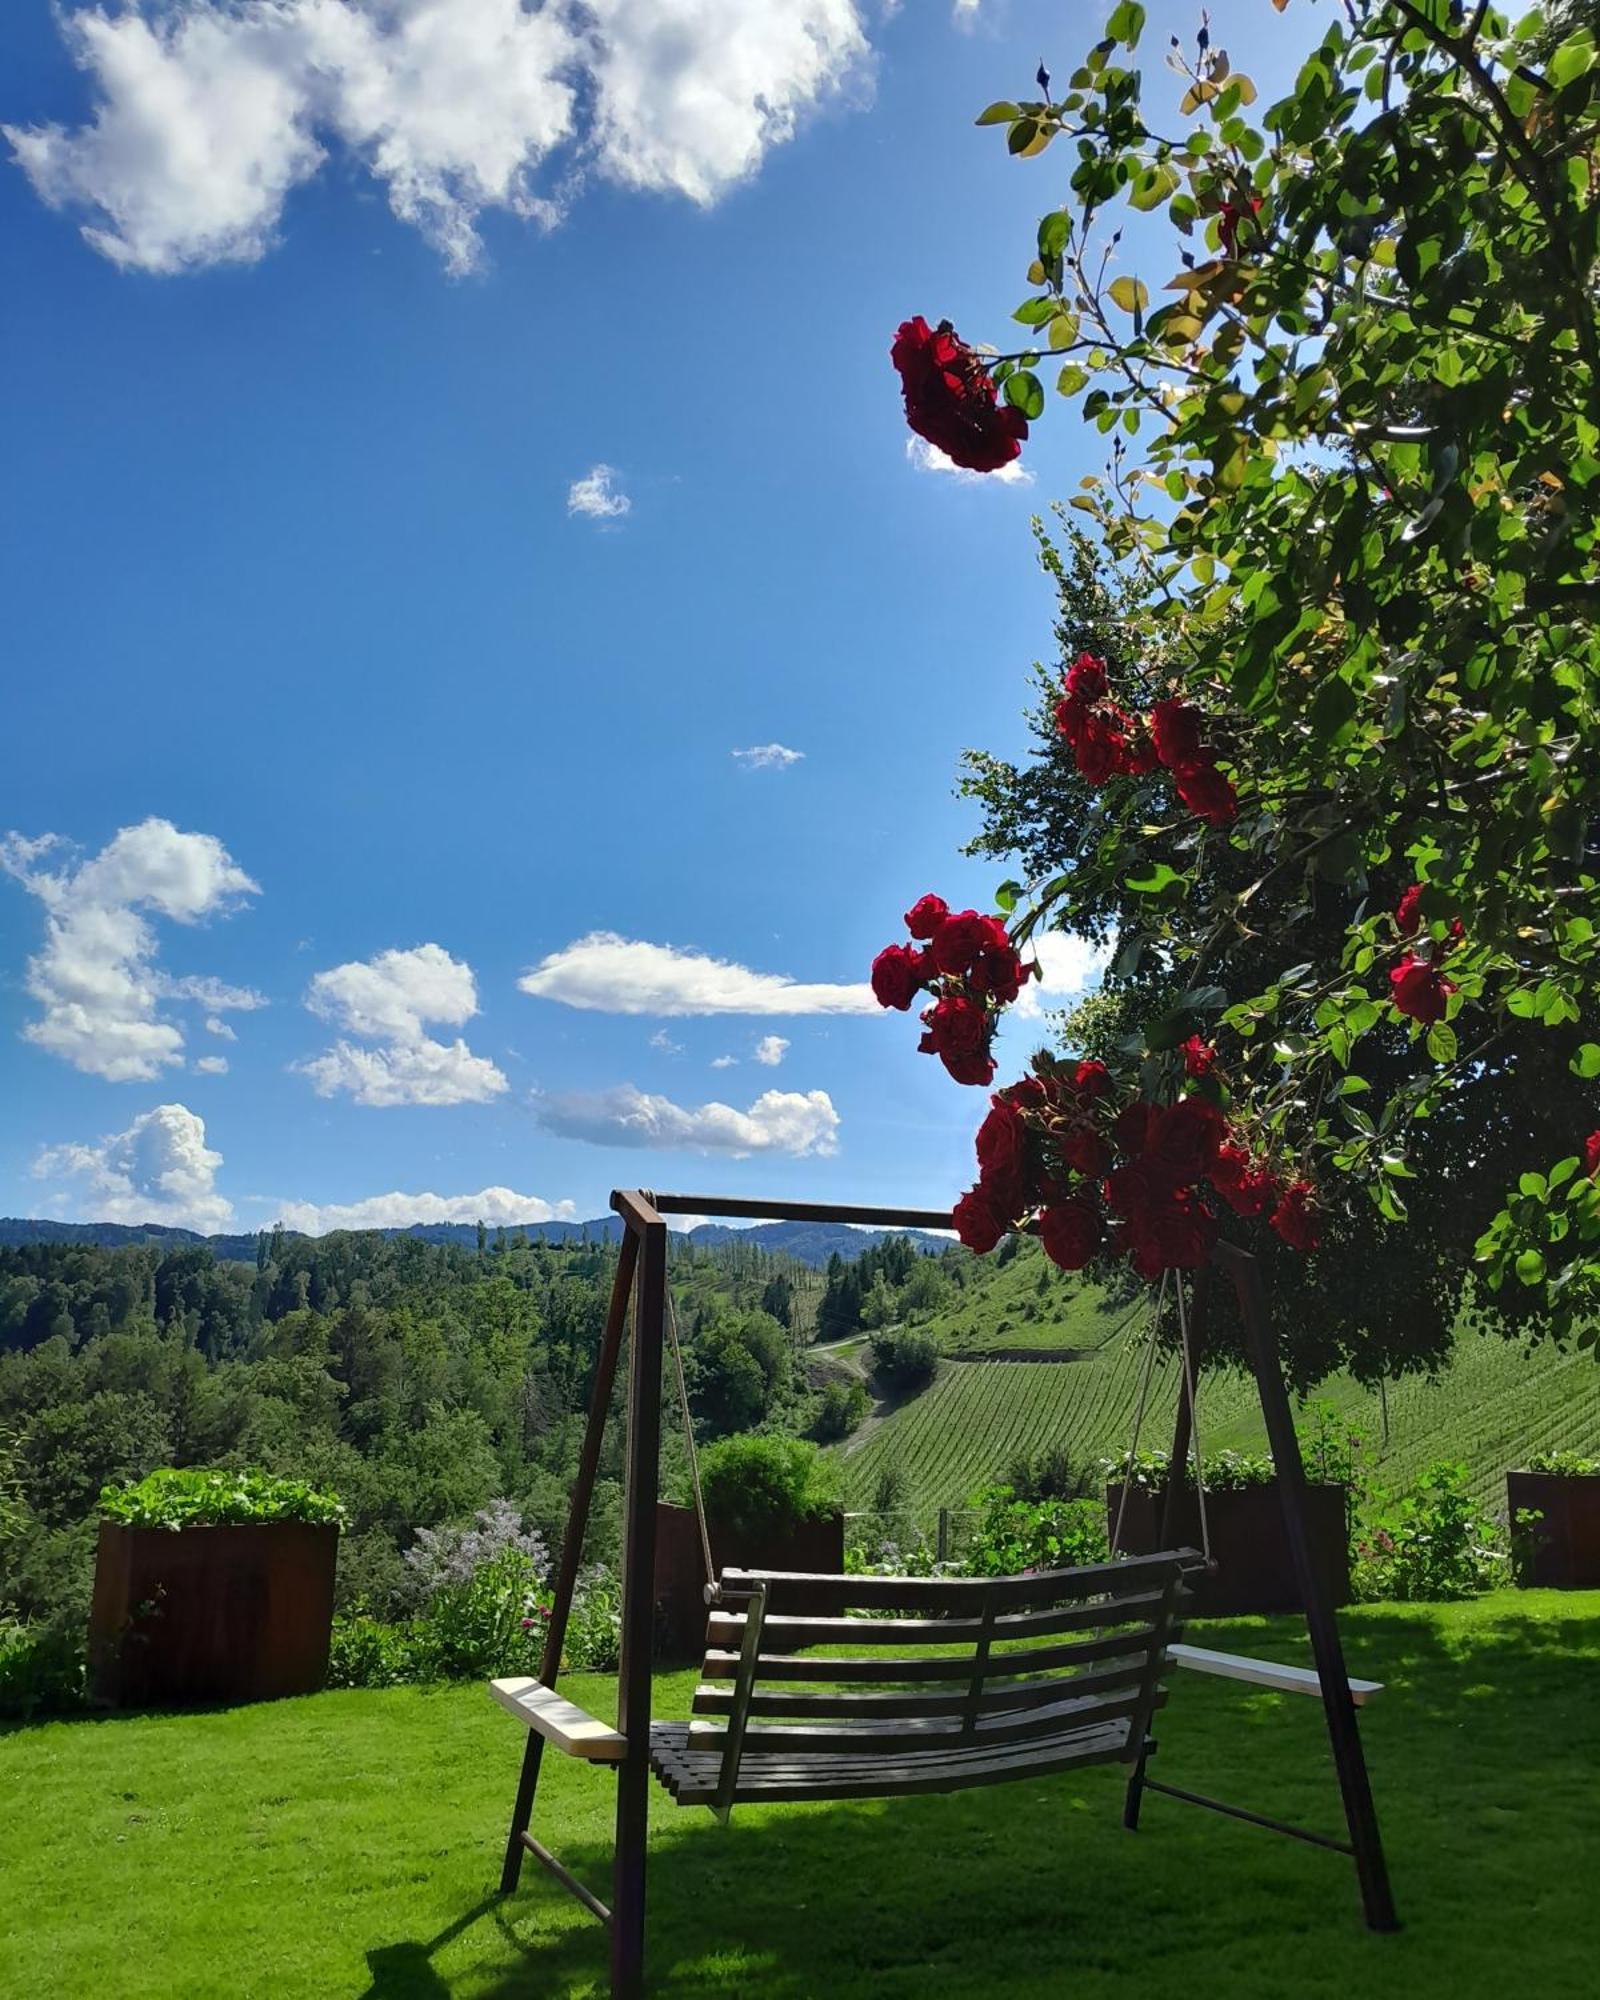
[{"left": 0, "top": 1224, "right": 972, "bottom": 1664}]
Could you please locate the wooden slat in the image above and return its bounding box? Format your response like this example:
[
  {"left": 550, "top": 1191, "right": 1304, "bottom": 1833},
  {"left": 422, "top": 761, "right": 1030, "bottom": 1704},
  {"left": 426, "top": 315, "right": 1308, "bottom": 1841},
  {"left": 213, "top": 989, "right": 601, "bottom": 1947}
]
[
  {"left": 707, "top": 1585, "right": 1176, "bottom": 1653},
  {"left": 691, "top": 1654, "right": 1152, "bottom": 1724},
  {"left": 1168, "top": 1644, "right": 1384, "bottom": 1705},
  {"left": 488, "top": 1677, "right": 627, "bottom": 1761},
  {"left": 721, "top": 1553, "right": 1191, "bottom": 1617},
  {"left": 680, "top": 1685, "right": 1159, "bottom": 1760},
  {"left": 700, "top": 1624, "right": 1161, "bottom": 1688}
]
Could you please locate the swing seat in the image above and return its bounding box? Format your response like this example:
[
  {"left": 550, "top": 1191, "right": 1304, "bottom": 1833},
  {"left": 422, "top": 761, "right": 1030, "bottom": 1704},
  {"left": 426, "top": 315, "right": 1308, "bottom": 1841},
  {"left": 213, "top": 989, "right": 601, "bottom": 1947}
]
[{"left": 646, "top": 1551, "right": 1194, "bottom": 1814}]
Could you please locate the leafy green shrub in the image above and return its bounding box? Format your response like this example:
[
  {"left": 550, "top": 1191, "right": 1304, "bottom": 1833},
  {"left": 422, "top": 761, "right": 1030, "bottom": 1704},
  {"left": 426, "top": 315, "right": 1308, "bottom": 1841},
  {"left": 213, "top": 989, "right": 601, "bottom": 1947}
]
[
  {"left": 325, "top": 1615, "right": 417, "bottom": 1690},
  {"left": 1523, "top": 1450, "right": 1600, "bottom": 1477},
  {"left": 563, "top": 1567, "right": 622, "bottom": 1672},
  {"left": 1354, "top": 1463, "right": 1507, "bottom": 1603},
  {"left": 812, "top": 1380, "right": 869, "bottom": 1443},
  {"left": 967, "top": 1490, "right": 1109, "bottom": 1577},
  {"left": 410, "top": 1548, "right": 550, "bottom": 1680},
  {"left": 0, "top": 1612, "right": 86, "bottom": 1720},
  {"left": 697, "top": 1435, "right": 840, "bottom": 1538},
  {"left": 868, "top": 1327, "right": 939, "bottom": 1392},
  {"left": 100, "top": 1468, "right": 344, "bottom": 1530},
  {"left": 1003, "top": 1444, "right": 1095, "bottom": 1502}
]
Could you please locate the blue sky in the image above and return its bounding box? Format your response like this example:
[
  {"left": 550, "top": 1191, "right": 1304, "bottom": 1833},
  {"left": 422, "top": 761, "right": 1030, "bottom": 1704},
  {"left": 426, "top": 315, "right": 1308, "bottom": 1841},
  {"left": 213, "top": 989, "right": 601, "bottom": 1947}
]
[{"left": 0, "top": 0, "right": 1312, "bottom": 1236}]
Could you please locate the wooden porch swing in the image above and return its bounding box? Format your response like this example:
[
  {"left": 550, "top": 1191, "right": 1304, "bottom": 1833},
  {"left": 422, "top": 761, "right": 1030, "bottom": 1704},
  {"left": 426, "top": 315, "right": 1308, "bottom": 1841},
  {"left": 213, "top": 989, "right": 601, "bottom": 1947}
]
[{"left": 491, "top": 1190, "right": 1398, "bottom": 1997}]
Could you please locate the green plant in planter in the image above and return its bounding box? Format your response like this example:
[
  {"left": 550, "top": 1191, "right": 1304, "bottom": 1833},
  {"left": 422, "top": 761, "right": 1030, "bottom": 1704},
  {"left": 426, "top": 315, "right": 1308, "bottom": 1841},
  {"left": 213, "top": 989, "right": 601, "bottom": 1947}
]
[
  {"left": 1523, "top": 1449, "right": 1600, "bottom": 1476},
  {"left": 695, "top": 1435, "right": 841, "bottom": 1539},
  {"left": 1354, "top": 1462, "right": 1507, "bottom": 1601},
  {"left": 99, "top": 1467, "right": 345, "bottom": 1530}
]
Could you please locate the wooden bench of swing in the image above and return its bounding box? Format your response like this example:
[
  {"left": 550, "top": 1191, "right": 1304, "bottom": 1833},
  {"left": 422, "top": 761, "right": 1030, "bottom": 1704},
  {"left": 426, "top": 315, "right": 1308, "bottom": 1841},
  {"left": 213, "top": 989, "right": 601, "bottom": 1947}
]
[{"left": 492, "top": 1192, "right": 1398, "bottom": 2000}]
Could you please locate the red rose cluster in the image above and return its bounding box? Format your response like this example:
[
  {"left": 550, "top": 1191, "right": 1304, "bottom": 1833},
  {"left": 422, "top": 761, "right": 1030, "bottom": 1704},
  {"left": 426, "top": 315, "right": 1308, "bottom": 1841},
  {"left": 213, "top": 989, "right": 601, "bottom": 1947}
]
[
  {"left": 949, "top": 1052, "right": 1322, "bottom": 1276},
  {"left": 871, "top": 894, "right": 1033, "bottom": 1087},
  {"left": 1053, "top": 655, "right": 1238, "bottom": 826},
  {"left": 1584, "top": 1131, "right": 1600, "bottom": 1180},
  {"left": 891, "top": 317, "right": 1028, "bottom": 475},
  {"left": 1389, "top": 882, "right": 1463, "bottom": 1027}
]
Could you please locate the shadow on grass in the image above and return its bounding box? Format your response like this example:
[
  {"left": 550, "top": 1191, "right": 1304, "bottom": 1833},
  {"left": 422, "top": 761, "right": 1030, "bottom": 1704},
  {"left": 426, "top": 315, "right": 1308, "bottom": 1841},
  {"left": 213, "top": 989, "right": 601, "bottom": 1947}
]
[{"left": 357, "top": 1601, "right": 1599, "bottom": 1999}]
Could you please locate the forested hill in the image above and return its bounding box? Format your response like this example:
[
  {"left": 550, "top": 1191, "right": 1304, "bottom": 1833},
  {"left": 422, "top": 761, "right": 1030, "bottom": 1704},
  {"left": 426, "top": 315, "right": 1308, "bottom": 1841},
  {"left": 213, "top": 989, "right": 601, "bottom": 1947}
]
[{"left": 0, "top": 1215, "right": 946, "bottom": 1270}]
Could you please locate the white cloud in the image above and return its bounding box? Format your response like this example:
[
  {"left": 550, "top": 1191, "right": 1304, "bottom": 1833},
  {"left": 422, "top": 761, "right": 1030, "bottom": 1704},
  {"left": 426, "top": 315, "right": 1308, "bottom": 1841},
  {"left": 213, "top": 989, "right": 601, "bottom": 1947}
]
[
  {"left": 7, "top": 0, "right": 868, "bottom": 275},
  {"left": 269, "top": 1184, "right": 578, "bottom": 1234},
  {"left": 299, "top": 942, "right": 508, "bottom": 1106},
  {"left": 710, "top": 1053, "right": 738, "bottom": 1068},
  {"left": 204, "top": 1015, "right": 237, "bottom": 1040},
  {"left": 754, "top": 1034, "right": 789, "bottom": 1066},
  {"left": 1013, "top": 930, "right": 1114, "bottom": 1020},
  {"left": 731, "top": 743, "right": 804, "bottom": 770},
  {"left": 0, "top": 818, "right": 261, "bottom": 1082},
  {"left": 35, "top": 1102, "right": 233, "bottom": 1231},
  {"left": 567, "top": 463, "right": 631, "bottom": 521},
  {"left": 519, "top": 931, "right": 875, "bottom": 1017},
  {"left": 535, "top": 1082, "right": 839, "bottom": 1157},
  {"left": 195, "top": 1054, "right": 230, "bottom": 1074},
  {"left": 649, "top": 1027, "right": 683, "bottom": 1055},
  {"left": 905, "top": 437, "right": 1033, "bottom": 486}
]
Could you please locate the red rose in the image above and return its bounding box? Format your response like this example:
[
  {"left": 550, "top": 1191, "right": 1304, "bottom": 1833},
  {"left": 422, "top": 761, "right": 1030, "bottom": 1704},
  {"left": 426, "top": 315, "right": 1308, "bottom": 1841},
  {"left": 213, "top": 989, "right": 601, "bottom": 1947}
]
[
  {"left": 953, "top": 1184, "right": 1007, "bottom": 1254},
  {"left": 1210, "top": 1141, "right": 1279, "bottom": 1218},
  {"left": 1270, "top": 1180, "right": 1321, "bottom": 1253},
  {"left": 1117, "top": 724, "right": 1161, "bottom": 777},
  {"left": 1059, "top": 1125, "right": 1111, "bottom": 1178},
  {"left": 1106, "top": 1158, "right": 1179, "bottom": 1224},
  {"left": 1071, "top": 707, "right": 1130, "bottom": 785},
  {"left": 1585, "top": 1131, "right": 1600, "bottom": 1179},
  {"left": 1054, "top": 693, "right": 1089, "bottom": 746},
  {"left": 1172, "top": 757, "right": 1239, "bottom": 826},
  {"left": 871, "top": 943, "right": 927, "bottom": 1011},
  {"left": 1218, "top": 193, "right": 1263, "bottom": 260},
  {"left": 1390, "top": 956, "right": 1455, "bottom": 1026},
  {"left": 904, "top": 893, "right": 950, "bottom": 940},
  {"left": 918, "top": 994, "right": 995, "bottom": 1086},
  {"left": 976, "top": 1097, "right": 1029, "bottom": 1183},
  {"left": 1073, "top": 1060, "right": 1113, "bottom": 1101},
  {"left": 1146, "top": 1097, "right": 1226, "bottom": 1181},
  {"left": 1000, "top": 1075, "right": 1050, "bottom": 1111},
  {"left": 1040, "top": 1199, "right": 1104, "bottom": 1271},
  {"left": 1182, "top": 1035, "right": 1217, "bottom": 1078},
  {"left": 1113, "top": 1100, "right": 1155, "bottom": 1157},
  {"left": 1394, "top": 883, "right": 1425, "bottom": 937},
  {"left": 970, "top": 929, "right": 1027, "bottom": 1005},
  {"left": 1150, "top": 698, "right": 1204, "bottom": 769},
  {"left": 891, "top": 316, "right": 1027, "bottom": 475},
  {"left": 1121, "top": 1191, "right": 1216, "bottom": 1278},
  {"left": 1065, "top": 652, "right": 1109, "bottom": 703},
  {"left": 929, "top": 910, "right": 995, "bottom": 978}
]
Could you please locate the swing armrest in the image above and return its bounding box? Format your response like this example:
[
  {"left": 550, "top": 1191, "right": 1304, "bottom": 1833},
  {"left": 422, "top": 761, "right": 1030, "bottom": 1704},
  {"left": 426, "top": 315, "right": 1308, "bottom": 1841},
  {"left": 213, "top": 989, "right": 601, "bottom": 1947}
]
[
  {"left": 489, "top": 1677, "right": 629, "bottom": 1759},
  {"left": 1167, "top": 1643, "right": 1383, "bottom": 1704}
]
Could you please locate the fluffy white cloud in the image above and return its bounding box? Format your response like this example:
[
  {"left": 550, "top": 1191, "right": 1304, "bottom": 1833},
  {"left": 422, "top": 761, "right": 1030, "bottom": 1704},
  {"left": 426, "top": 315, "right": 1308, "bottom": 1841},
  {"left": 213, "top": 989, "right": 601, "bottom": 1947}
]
[
  {"left": 204, "top": 1015, "right": 237, "bottom": 1040},
  {"left": 519, "top": 931, "right": 875, "bottom": 1017},
  {"left": 270, "top": 1184, "right": 578, "bottom": 1234},
  {"left": 35, "top": 1102, "right": 233, "bottom": 1231},
  {"left": 754, "top": 1035, "right": 789, "bottom": 1066},
  {"left": 535, "top": 1082, "right": 839, "bottom": 1157},
  {"left": 710, "top": 1053, "right": 738, "bottom": 1068},
  {"left": 567, "top": 464, "right": 631, "bottom": 520},
  {"left": 905, "top": 437, "right": 1033, "bottom": 486},
  {"left": 1013, "top": 930, "right": 1114, "bottom": 1020},
  {"left": 299, "top": 942, "right": 508, "bottom": 1105},
  {"left": 7, "top": 0, "right": 868, "bottom": 274},
  {"left": 0, "top": 818, "right": 261, "bottom": 1082},
  {"left": 731, "top": 743, "right": 804, "bottom": 769},
  {"left": 195, "top": 1054, "right": 230, "bottom": 1075}
]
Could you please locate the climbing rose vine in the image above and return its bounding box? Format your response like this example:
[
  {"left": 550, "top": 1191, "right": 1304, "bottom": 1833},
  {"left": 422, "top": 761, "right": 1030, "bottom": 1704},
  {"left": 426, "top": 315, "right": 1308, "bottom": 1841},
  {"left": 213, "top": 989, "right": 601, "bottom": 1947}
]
[{"left": 876, "top": 1, "right": 1600, "bottom": 1332}]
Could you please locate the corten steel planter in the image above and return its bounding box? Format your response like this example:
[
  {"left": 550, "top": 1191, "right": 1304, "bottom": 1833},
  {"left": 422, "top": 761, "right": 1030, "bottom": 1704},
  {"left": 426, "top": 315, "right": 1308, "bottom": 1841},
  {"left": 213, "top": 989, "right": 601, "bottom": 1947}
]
[
  {"left": 1106, "top": 1480, "right": 1351, "bottom": 1615},
  {"left": 88, "top": 1519, "right": 338, "bottom": 1708},
  {"left": 653, "top": 1501, "right": 845, "bottom": 1659},
  {"left": 1507, "top": 1470, "right": 1600, "bottom": 1589}
]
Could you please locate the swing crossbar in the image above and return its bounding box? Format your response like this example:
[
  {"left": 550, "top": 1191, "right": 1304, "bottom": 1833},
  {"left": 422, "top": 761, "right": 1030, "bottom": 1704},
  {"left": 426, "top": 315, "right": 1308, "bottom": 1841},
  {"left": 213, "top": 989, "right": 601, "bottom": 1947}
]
[
  {"left": 490, "top": 1677, "right": 628, "bottom": 1761},
  {"left": 1169, "top": 1643, "right": 1383, "bottom": 1705}
]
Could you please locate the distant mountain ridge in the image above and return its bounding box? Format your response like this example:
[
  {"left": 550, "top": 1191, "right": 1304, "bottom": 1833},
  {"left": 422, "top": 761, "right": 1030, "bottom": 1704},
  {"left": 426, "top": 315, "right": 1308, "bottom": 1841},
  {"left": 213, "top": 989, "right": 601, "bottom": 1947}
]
[{"left": 0, "top": 1214, "right": 947, "bottom": 1270}]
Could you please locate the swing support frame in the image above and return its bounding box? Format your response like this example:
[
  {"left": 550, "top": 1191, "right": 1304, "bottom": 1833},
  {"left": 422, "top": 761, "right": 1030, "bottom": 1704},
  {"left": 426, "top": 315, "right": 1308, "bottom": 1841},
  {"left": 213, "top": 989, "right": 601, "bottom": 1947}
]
[{"left": 498, "top": 1190, "right": 1398, "bottom": 1999}]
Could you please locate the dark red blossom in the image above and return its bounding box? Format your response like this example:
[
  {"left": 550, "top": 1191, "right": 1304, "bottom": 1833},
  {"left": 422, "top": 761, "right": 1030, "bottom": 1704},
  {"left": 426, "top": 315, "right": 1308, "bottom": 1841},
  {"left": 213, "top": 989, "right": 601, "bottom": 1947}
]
[
  {"left": 953, "top": 1184, "right": 1008, "bottom": 1253},
  {"left": 891, "top": 316, "right": 1027, "bottom": 474},
  {"left": 871, "top": 943, "right": 927, "bottom": 1011},
  {"left": 1171, "top": 758, "right": 1239, "bottom": 827},
  {"left": 918, "top": 994, "right": 996, "bottom": 1086},
  {"left": 1182, "top": 1035, "right": 1217, "bottom": 1078},
  {"left": 1124, "top": 1190, "right": 1217, "bottom": 1277},
  {"left": 1145, "top": 1097, "right": 1226, "bottom": 1182},
  {"left": 1210, "top": 1141, "right": 1279, "bottom": 1218},
  {"left": 1040, "top": 1199, "right": 1105, "bottom": 1272},
  {"left": 1269, "top": 1180, "right": 1321, "bottom": 1253},
  {"left": 1390, "top": 956, "right": 1455, "bottom": 1026},
  {"left": 1064, "top": 652, "right": 1109, "bottom": 703},
  {"left": 1585, "top": 1131, "right": 1600, "bottom": 1180},
  {"left": 1072, "top": 1060, "right": 1113, "bottom": 1101},
  {"left": 976, "top": 1097, "right": 1029, "bottom": 1186},
  {"left": 1217, "top": 193, "right": 1264, "bottom": 260},
  {"left": 1151, "top": 698, "right": 1204, "bottom": 769},
  {"left": 1396, "top": 881, "right": 1463, "bottom": 945},
  {"left": 1000, "top": 1075, "right": 1050, "bottom": 1112},
  {"left": 1059, "top": 1125, "right": 1111, "bottom": 1178},
  {"left": 904, "top": 893, "right": 950, "bottom": 940}
]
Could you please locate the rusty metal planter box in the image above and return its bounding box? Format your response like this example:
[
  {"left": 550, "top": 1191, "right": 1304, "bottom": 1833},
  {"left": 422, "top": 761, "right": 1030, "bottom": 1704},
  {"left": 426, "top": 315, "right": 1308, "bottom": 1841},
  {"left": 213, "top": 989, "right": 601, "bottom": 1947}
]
[
  {"left": 652, "top": 1500, "right": 845, "bottom": 1660},
  {"left": 1507, "top": 1471, "right": 1600, "bottom": 1589},
  {"left": 1105, "top": 1480, "right": 1351, "bottom": 1616},
  {"left": 88, "top": 1519, "right": 338, "bottom": 1708}
]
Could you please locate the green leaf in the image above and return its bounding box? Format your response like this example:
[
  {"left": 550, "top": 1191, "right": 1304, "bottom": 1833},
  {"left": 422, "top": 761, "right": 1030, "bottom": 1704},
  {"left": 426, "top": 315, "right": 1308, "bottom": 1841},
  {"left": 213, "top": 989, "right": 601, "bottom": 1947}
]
[
  {"left": 1126, "top": 862, "right": 1187, "bottom": 896},
  {"left": 976, "top": 101, "right": 1021, "bottom": 126},
  {"left": 995, "top": 880, "right": 1021, "bottom": 914},
  {"left": 1106, "top": 0, "right": 1146, "bottom": 46},
  {"left": 1108, "top": 275, "right": 1149, "bottom": 314},
  {"left": 1056, "top": 363, "right": 1088, "bottom": 396},
  {"left": 1037, "top": 211, "right": 1070, "bottom": 262},
  {"left": 1007, "top": 118, "right": 1041, "bottom": 155},
  {"left": 1571, "top": 1044, "right": 1600, "bottom": 1079},
  {"left": 1004, "top": 370, "right": 1045, "bottom": 419},
  {"left": 1426, "top": 1021, "right": 1458, "bottom": 1063},
  {"left": 1515, "top": 1249, "right": 1548, "bottom": 1287},
  {"left": 1013, "top": 296, "right": 1056, "bottom": 327}
]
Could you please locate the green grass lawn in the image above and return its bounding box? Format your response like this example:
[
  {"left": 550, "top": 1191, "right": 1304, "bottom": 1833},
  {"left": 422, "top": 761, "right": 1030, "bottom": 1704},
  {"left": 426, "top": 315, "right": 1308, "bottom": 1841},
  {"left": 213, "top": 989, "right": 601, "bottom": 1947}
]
[{"left": 4, "top": 1592, "right": 1596, "bottom": 1999}]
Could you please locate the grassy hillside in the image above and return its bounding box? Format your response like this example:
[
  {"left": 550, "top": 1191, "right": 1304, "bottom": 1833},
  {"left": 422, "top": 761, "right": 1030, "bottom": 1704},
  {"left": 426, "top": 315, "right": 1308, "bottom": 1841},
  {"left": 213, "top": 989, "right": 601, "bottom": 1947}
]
[{"left": 838, "top": 1248, "right": 1600, "bottom": 1529}]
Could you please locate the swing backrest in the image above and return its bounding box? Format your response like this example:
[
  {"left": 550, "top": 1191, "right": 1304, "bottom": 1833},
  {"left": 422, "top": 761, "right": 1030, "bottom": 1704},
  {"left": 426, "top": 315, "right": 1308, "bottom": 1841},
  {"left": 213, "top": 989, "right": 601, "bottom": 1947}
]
[{"left": 651, "top": 1549, "right": 1194, "bottom": 1810}]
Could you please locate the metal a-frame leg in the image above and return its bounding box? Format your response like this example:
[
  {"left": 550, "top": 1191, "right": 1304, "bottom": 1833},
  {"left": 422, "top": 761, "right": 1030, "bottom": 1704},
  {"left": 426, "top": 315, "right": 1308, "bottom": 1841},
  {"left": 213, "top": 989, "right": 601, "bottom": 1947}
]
[{"left": 500, "top": 1227, "right": 638, "bottom": 1896}]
